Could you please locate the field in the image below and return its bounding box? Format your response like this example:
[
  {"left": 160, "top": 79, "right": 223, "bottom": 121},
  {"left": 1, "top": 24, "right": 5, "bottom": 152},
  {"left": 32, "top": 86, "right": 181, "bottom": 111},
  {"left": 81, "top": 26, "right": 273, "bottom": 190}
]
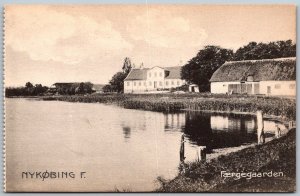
[
  {"left": 156, "top": 128, "right": 296, "bottom": 192},
  {"left": 42, "top": 93, "right": 296, "bottom": 120}
]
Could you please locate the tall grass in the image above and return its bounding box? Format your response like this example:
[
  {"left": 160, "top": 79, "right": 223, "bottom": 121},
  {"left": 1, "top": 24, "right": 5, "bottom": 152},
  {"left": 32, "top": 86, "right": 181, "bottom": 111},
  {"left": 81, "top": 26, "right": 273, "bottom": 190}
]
[{"left": 42, "top": 93, "right": 296, "bottom": 120}]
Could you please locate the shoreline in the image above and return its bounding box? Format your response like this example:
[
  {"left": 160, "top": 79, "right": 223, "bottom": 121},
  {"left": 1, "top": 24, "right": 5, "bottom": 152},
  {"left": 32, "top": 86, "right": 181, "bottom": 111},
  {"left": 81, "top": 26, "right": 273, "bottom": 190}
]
[{"left": 7, "top": 93, "right": 295, "bottom": 120}]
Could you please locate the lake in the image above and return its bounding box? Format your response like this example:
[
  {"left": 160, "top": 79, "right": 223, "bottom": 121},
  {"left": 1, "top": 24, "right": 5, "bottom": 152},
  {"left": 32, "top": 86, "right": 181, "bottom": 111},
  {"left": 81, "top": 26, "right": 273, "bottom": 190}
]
[{"left": 5, "top": 98, "right": 286, "bottom": 192}]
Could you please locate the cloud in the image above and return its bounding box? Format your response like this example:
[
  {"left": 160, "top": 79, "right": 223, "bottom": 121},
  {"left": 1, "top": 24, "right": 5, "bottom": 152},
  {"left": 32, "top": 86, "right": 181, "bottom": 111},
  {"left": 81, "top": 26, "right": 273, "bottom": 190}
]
[
  {"left": 5, "top": 6, "right": 132, "bottom": 64},
  {"left": 127, "top": 9, "right": 208, "bottom": 48}
]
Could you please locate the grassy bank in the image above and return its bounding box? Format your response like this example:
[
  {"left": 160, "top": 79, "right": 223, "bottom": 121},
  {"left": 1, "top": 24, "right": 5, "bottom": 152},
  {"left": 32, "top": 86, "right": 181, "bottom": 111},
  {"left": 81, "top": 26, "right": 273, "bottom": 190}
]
[
  {"left": 156, "top": 128, "right": 296, "bottom": 192},
  {"left": 42, "top": 93, "right": 296, "bottom": 120}
]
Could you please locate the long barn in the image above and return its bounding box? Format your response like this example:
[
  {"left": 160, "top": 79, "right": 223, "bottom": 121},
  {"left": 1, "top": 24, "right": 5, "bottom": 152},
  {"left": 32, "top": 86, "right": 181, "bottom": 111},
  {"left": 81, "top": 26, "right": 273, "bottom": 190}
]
[{"left": 210, "top": 57, "right": 296, "bottom": 96}]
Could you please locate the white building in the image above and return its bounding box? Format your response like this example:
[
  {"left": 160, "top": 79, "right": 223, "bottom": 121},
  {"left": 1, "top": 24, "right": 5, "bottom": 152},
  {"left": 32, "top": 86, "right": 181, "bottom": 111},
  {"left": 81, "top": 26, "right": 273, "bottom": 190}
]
[
  {"left": 124, "top": 66, "right": 186, "bottom": 93},
  {"left": 210, "top": 57, "right": 296, "bottom": 96}
]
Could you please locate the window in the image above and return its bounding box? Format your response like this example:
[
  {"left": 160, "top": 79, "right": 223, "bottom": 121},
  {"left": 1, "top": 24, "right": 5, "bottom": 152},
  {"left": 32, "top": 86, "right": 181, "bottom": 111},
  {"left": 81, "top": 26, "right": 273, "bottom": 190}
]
[
  {"left": 171, "top": 81, "right": 174, "bottom": 85},
  {"left": 159, "top": 72, "right": 162, "bottom": 77},
  {"left": 275, "top": 84, "right": 281, "bottom": 89},
  {"left": 149, "top": 73, "right": 151, "bottom": 77},
  {"left": 289, "top": 84, "right": 296, "bottom": 89},
  {"left": 166, "top": 81, "right": 169, "bottom": 86},
  {"left": 154, "top": 72, "right": 157, "bottom": 77},
  {"left": 159, "top": 81, "right": 163, "bottom": 86},
  {"left": 134, "top": 82, "right": 136, "bottom": 86},
  {"left": 149, "top": 81, "right": 152, "bottom": 86},
  {"left": 127, "top": 82, "right": 130, "bottom": 86},
  {"left": 139, "top": 82, "right": 141, "bottom": 86},
  {"left": 144, "top": 82, "right": 146, "bottom": 86},
  {"left": 177, "top": 81, "right": 180, "bottom": 85}
]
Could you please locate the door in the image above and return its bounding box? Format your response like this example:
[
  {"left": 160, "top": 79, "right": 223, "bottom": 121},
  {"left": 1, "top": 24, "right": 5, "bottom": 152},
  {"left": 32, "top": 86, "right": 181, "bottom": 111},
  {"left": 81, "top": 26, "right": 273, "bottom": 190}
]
[
  {"left": 254, "top": 83, "right": 260, "bottom": 94},
  {"left": 247, "top": 84, "right": 252, "bottom": 94},
  {"left": 228, "top": 84, "right": 238, "bottom": 94},
  {"left": 241, "top": 83, "right": 247, "bottom": 94},
  {"left": 267, "top": 86, "right": 271, "bottom": 94}
]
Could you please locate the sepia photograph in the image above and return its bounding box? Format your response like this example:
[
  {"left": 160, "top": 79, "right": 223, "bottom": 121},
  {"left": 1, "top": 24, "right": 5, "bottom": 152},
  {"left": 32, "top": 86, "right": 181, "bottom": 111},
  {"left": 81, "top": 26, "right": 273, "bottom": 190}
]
[{"left": 4, "top": 4, "right": 296, "bottom": 192}]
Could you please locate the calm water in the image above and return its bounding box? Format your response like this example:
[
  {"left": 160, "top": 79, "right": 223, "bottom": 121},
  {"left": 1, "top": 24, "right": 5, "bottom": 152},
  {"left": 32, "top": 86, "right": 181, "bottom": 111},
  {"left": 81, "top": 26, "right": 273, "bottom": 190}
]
[{"left": 5, "top": 98, "right": 286, "bottom": 192}]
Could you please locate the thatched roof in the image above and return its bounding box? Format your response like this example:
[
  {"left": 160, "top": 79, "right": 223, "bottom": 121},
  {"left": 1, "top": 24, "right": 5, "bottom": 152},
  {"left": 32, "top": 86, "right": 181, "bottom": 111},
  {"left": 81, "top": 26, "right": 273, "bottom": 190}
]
[
  {"left": 210, "top": 57, "right": 296, "bottom": 82},
  {"left": 124, "top": 66, "right": 182, "bottom": 81}
]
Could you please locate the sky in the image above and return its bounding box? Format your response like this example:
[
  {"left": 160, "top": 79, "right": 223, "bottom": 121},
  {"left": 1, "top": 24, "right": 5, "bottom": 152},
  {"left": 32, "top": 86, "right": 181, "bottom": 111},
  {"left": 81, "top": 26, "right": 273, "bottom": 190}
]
[{"left": 4, "top": 5, "right": 296, "bottom": 87}]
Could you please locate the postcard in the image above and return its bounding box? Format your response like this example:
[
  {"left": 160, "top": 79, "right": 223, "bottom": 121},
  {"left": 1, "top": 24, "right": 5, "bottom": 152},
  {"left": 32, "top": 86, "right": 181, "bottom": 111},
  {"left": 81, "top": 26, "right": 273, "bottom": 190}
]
[{"left": 4, "top": 4, "right": 296, "bottom": 192}]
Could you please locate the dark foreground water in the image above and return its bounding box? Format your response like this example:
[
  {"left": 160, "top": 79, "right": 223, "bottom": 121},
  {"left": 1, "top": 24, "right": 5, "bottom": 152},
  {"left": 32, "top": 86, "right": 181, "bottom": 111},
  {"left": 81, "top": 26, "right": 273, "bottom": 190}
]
[{"left": 5, "top": 98, "right": 286, "bottom": 192}]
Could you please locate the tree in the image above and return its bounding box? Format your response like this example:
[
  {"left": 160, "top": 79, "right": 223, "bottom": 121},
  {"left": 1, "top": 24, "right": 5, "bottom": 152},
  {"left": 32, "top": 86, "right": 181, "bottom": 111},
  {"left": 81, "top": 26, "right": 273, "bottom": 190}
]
[
  {"left": 104, "top": 57, "right": 133, "bottom": 93},
  {"left": 25, "top": 82, "right": 33, "bottom": 88},
  {"left": 122, "top": 57, "right": 132, "bottom": 74},
  {"left": 34, "top": 84, "right": 48, "bottom": 95},
  {"left": 102, "top": 84, "right": 112, "bottom": 93},
  {"left": 76, "top": 82, "right": 85, "bottom": 94},
  {"left": 181, "top": 45, "right": 233, "bottom": 92},
  {"left": 109, "top": 72, "right": 127, "bottom": 93},
  {"left": 75, "top": 82, "right": 93, "bottom": 94}
]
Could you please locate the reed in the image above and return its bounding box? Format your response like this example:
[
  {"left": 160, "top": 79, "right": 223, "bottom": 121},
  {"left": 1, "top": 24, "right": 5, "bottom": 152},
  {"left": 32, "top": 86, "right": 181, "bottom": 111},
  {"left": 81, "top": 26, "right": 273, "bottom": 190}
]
[{"left": 42, "top": 93, "right": 296, "bottom": 120}]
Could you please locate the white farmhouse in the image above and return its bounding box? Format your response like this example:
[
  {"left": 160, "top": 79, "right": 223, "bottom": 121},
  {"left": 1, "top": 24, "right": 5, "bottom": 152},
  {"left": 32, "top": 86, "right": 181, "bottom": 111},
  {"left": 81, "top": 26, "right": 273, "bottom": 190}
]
[
  {"left": 124, "top": 66, "right": 186, "bottom": 93},
  {"left": 210, "top": 57, "right": 296, "bottom": 96}
]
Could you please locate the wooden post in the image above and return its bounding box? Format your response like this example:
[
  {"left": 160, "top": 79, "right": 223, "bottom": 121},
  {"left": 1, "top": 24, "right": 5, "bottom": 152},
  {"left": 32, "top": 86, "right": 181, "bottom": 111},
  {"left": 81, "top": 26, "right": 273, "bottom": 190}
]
[
  {"left": 275, "top": 124, "right": 281, "bottom": 138},
  {"left": 197, "top": 146, "right": 206, "bottom": 162},
  {"left": 180, "top": 134, "right": 185, "bottom": 162},
  {"left": 289, "top": 121, "right": 296, "bottom": 129},
  {"left": 257, "top": 110, "right": 265, "bottom": 144}
]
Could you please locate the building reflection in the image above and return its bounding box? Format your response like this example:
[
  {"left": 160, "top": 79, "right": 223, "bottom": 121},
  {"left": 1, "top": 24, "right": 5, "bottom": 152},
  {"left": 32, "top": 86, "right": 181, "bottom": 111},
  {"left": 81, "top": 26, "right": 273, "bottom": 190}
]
[
  {"left": 176, "top": 112, "right": 258, "bottom": 152},
  {"left": 122, "top": 126, "right": 131, "bottom": 140},
  {"left": 119, "top": 110, "right": 281, "bottom": 147},
  {"left": 164, "top": 113, "right": 185, "bottom": 131}
]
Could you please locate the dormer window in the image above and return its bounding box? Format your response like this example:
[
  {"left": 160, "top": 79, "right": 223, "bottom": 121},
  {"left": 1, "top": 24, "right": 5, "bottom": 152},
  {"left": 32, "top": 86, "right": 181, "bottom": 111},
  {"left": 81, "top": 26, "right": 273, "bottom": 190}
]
[{"left": 247, "top": 75, "right": 254, "bottom": 82}]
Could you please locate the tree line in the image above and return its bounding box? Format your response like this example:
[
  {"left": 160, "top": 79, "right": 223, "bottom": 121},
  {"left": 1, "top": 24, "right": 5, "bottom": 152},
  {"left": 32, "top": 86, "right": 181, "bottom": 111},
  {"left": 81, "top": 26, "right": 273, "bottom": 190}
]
[
  {"left": 52, "top": 82, "right": 94, "bottom": 95},
  {"left": 5, "top": 82, "right": 95, "bottom": 97},
  {"left": 5, "top": 82, "right": 49, "bottom": 97}
]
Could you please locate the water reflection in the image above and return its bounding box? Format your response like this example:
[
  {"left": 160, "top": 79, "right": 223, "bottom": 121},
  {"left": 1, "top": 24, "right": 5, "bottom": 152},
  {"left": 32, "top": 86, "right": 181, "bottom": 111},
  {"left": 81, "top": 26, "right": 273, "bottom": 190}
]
[
  {"left": 183, "top": 112, "right": 259, "bottom": 152},
  {"left": 164, "top": 113, "right": 185, "bottom": 131},
  {"left": 122, "top": 126, "right": 131, "bottom": 140},
  {"left": 121, "top": 111, "right": 285, "bottom": 152}
]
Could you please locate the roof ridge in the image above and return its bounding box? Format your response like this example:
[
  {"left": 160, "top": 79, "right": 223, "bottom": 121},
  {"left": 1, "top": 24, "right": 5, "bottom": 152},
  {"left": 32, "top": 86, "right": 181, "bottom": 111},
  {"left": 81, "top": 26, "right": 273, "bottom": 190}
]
[{"left": 226, "top": 57, "right": 296, "bottom": 64}]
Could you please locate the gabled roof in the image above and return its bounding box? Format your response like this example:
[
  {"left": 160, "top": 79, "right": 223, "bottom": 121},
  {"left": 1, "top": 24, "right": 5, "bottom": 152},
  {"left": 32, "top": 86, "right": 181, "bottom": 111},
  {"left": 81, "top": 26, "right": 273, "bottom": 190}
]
[
  {"left": 124, "top": 68, "right": 149, "bottom": 80},
  {"left": 124, "top": 66, "right": 182, "bottom": 81},
  {"left": 210, "top": 57, "right": 296, "bottom": 82}
]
